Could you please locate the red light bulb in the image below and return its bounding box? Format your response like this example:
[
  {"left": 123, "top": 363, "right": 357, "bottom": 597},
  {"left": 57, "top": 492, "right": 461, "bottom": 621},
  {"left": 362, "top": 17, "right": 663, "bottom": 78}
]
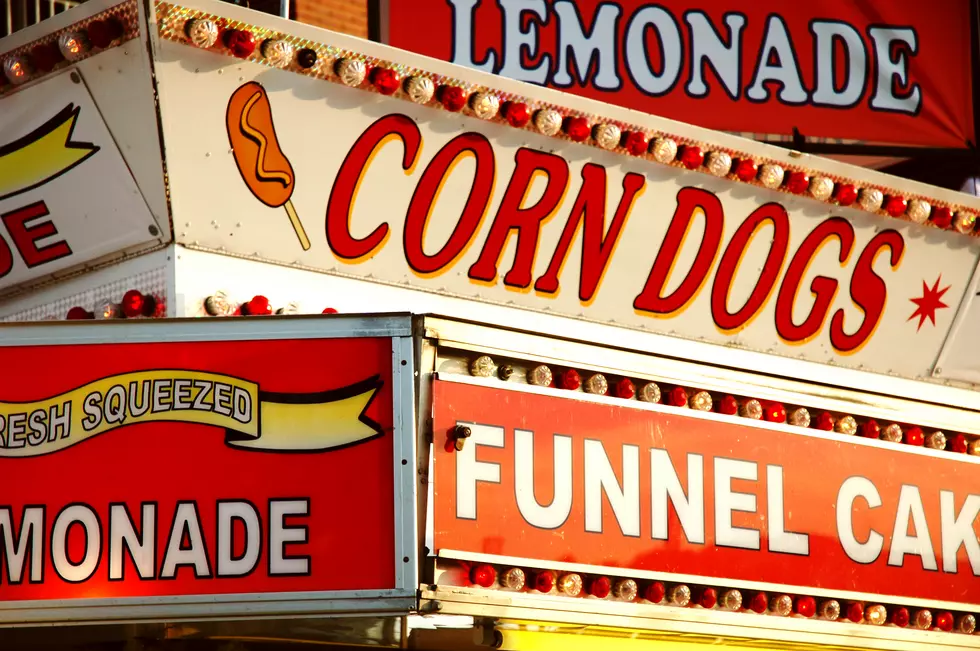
[
  {"left": 644, "top": 581, "right": 665, "bottom": 603},
  {"left": 694, "top": 587, "right": 717, "bottom": 609},
  {"left": 242, "top": 295, "right": 272, "bottom": 316},
  {"left": 623, "top": 131, "right": 648, "bottom": 156},
  {"left": 733, "top": 158, "right": 758, "bottom": 182},
  {"left": 834, "top": 184, "right": 858, "bottom": 206},
  {"left": 679, "top": 145, "right": 704, "bottom": 169},
  {"left": 669, "top": 386, "right": 688, "bottom": 407},
  {"left": 223, "top": 29, "right": 256, "bottom": 58},
  {"left": 31, "top": 43, "right": 63, "bottom": 72},
  {"left": 784, "top": 171, "right": 809, "bottom": 194},
  {"left": 66, "top": 306, "right": 94, "bottom": 320},
  {"left": 615, "top": 378, "right": 635, "bottom": 399},
  {"left": 121, "top": 289, "right": 147, "bottom": 318},
  {"left": 439, "top": 85, "right": 467, "bottom": 111},
  {"left": 587, "top": 576, "right": 611, "bottom": 599},
  {"left": 861, "top": 419, "right": 881, "bottom": 439},
  {"left": 846, "top": 602, "right": 864, "bottom": 623},
  {"left": 370, "top": 67, "right": 399, "bottom": 95},
  {"left": 502, "top": 101, "right": 530, "bottom": 127},
  {"left": 936, "top": 611, "right": 953, "bottom": 632},
  {"left": 469, "top": 563, "right": 496, "bottom": 588},
  {"left": 931, "top": 207, "right": 954, "bottom": 229},
  {"left": 322, "top": 307, "right": 338, "bottom": 314},
  {"left": 883, "top": 196, "right": 907, "bottom": 217},
  {"left": 560, "top": 369, "right": 581, "bottom": 390},
  {"left": 890, "top": 606, "right": 910, "bottom": 627},
  {"left": 718, "top": 395, "right": 738, "bottom": 415},
  {"left": 794, "top": 596, "right": 816, "bottom": 617},
  {"left": 749, "top": 592, "right": 768, "bottom": 613},
  {"left": 815, "top": 412, "right": 835, "bottom": 431},
  {"left": 563, "top": 116, "right": 590, "bottom": 141},
  {"left": 949, "top": 433, "right": 968, "bottom": 453},
  {"left": 764, "top": 402, "right": 786, "bottom": 423},
  {"left": 534, "top": 570, "right": 555, "bottom": 593},
  {"left": 904, "top": 426, "right": 924, "bottom": 446},
  {"left": 87, "top": 18, "right": 124, "bottom": 49}
]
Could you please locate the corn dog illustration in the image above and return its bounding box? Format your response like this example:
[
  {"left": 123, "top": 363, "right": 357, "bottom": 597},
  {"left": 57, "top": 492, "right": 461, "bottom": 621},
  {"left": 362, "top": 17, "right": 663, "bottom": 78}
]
[{"left": 226, "top": 82, "right": 310, "bottom": 250}]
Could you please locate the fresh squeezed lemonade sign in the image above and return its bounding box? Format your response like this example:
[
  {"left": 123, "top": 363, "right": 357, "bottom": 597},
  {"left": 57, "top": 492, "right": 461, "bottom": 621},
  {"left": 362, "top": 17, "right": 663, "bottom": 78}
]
[
  {"left": 0, "top": 337, "right": 396, "bottom": 601},
  {"left": 158, "top": 32, "right": 980, "bottom": 378}
]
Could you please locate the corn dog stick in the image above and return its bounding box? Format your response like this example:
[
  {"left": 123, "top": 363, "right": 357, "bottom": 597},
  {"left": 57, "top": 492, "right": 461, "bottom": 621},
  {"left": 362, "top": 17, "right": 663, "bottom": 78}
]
[{"left": 283, "top": 200, "right": 310, "bottom": 251}]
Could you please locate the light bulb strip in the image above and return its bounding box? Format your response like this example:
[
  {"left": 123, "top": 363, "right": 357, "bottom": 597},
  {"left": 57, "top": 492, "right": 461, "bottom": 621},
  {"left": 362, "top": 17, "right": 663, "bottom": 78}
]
[
  {"left": 152, "top": 2, "right": 980, "bottom": 238},
  {"left": 457, "top": 560, "right": 976, "bottom": 634},
  {"left": 0, "top": 0, "right": 138, "bottom": 89},
  {"left": 466, "top": 355, "right": 980, "bottom": 460}
]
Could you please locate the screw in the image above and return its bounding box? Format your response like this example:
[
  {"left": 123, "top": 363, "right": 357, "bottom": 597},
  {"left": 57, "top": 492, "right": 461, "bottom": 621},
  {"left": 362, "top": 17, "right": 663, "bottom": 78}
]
[{"left": 148, "top": 225, "right": 159, "bottom": 236}]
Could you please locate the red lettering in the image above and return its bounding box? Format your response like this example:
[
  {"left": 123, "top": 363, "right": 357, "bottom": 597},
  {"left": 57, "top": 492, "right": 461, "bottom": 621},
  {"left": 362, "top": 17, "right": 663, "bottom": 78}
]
[
  {"left": 830, "top": 230, "right": 905, "bottom": 353},
  {"left": 774, "top": 217, "right": 855, "bottom": 344},
  {"left": 534, "top": 164, "right": 645, "bottom": 303},
  {"left": 325, "top": 114, "right": 420, "bottom": 260},
  {"left": 633, "top": 187, "right": 723, "bottom": 315},
  {"left": 403, "top": 133, "right": 495, "bottom": 275},
  {"left": 711, "top": 203, "right": 789, "bottom": 331},
  {"left": 1, "top": 201, "right": 71, "bottom": 269},
  {"left": 468, "top": 148, "right": 569, "bottom": 288},
  {"left": 0, "top": 235, "right": 11, "bottom": 279}
]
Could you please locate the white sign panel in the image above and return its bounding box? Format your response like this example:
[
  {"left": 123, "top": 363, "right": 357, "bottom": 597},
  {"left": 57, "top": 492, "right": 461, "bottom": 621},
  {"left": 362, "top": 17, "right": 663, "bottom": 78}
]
[
  {"left": 156, "top": 39, "right": 980, "bottom": 380},
  {"left": 0, "top": 71, "right": 160, "bottom": 292}
]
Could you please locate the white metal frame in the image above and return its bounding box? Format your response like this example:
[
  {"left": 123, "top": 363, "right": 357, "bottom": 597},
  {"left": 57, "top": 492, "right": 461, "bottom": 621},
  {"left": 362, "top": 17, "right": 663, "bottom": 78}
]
[{"left": 0, "top": 314, "right": 418, "bottom": 625}]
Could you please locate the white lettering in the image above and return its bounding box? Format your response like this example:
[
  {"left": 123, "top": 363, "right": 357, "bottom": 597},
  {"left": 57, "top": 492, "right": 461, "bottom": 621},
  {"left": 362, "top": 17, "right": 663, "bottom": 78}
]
[
  {"left": 109, "top": 503, "right": 155, "bottom": 580},
  {"left": 685, "top": 11, "right": 745, "bottom": 99},
  {"left": 650, "top": 450, "right": 705, "bottom": 544},
  {"left": 584, "top": 440, "right": 639, "bottom": 536},
  {"left": 836, "top": 476, "right": 884, "bottom": 563},
  {"left": 940, "top": 491, "right": 980, "bottom": 575},
  {"left": 455, "top": 423, "right": 504, "bottom": 520},
  {"left": 515, "top": 430, "right": 572, "bottom": 529},
  {"left": 714, "top": 458, "right": 760, "bottom": 550},
  {"left": 625, "top": 6, "right": 682, "bottom": 95},
  {"left": 746, "top": 15, "right": 808, "bottom": 103},
  {"left": 52, "top": 505, "right": 101, "bottom": 582}
]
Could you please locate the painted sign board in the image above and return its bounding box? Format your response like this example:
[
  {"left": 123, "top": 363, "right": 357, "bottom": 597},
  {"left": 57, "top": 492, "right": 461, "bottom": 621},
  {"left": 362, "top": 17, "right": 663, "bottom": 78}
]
[
  {"left": 0, "top": 317, "right": 416, "bottom": 624},
  {"left": 150, "top": 0, "right": 980, "bottom": 383},
  {"left": 432, "top": 378, "right": 980, "bottom": 610},
  {"left": 0, "top": 71, "right": 161, "bottom": 293},
  {"left": 378, "top": 0, "right": 976, "bottom": 149}
]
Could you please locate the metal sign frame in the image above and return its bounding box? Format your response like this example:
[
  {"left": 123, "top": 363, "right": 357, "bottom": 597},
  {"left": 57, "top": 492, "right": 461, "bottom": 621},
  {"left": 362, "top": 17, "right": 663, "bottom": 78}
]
[{"left": 0, "top": 314, "right": 418, "bottom": 625}]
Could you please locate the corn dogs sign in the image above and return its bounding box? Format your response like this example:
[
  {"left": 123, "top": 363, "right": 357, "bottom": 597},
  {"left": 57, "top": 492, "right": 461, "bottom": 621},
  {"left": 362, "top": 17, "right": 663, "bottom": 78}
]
[
  {"left": 432, "top": 380, "right": 980, "bottom": 609},
  {"left": 158, "top": 35, "right": 980, "bottom": 380},
  {"left": 0, "top": 331, "right": 412, "bottom": 620},
  {"left": 0, "top": 72, "right": 161, "bottom": 293}
]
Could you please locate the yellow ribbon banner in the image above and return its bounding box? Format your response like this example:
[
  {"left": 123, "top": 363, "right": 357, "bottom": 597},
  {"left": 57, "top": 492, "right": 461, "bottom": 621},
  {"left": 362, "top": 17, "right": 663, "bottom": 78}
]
[
  {"left": 0, "top": 370, "right": 383, "bottom": 458},
  {"left": 0, "top": 104, "right": 99, "bottom": 201}
]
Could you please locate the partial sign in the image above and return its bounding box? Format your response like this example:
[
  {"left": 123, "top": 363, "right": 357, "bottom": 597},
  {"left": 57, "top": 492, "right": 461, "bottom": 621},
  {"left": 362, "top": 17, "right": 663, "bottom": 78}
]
[
  {"left": 432, "top": 379, "right": 980, "bottom": 608},
  {"left": 155, "top": 29, "right": 980, "bottom": 380},
  {"left": 0, "top": 71, "right": 161, "bottom": 292},
  {"left": 379, "top": 0, "right": 975, "bottom": 149},
  {"left": 0, "top": 328, "right": 413, "bottom": 621}
]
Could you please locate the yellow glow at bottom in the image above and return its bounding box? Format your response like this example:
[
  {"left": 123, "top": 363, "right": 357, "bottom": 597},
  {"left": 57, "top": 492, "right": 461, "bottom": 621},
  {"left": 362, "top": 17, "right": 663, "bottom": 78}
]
[{"left": 498, "top": 630, "right": 754, "bottom": 651}]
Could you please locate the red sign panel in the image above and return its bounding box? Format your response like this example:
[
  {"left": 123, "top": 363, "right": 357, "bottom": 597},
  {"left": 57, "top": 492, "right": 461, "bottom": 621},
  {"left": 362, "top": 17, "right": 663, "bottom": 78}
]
[
  {"left": 381, "top": 0, "right": 975, "bottom": 148},
  {"left": 0, "top": 336, "right": 400, "bottom": 605},
  {"left": 432, "top": 380, "right": 980, "bottom": 607}
]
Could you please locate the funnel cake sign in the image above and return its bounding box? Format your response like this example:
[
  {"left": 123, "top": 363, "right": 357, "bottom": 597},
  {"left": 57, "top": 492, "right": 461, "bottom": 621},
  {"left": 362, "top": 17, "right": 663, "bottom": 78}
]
[
  {"left": 0, "top": 335, "right": 401, "bottom": 610},
  {"left": 159, "top": 42, "right": 980, "bottom": 380},
  {"left": 432, "top": 380, "right": 980, "bottom": 609}
]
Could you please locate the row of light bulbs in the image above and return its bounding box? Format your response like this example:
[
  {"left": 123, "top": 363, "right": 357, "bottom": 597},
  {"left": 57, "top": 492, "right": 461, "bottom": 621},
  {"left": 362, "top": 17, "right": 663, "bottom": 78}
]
[
  {"left": 467, "top": 354, "right": 980, "bottom": 457},
  {"left": 462, "top": 561, "right": 977, "bottom": 634}
]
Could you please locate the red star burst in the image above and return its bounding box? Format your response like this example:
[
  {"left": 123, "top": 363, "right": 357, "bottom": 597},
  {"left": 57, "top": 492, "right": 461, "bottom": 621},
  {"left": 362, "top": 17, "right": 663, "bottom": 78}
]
[{"left": 908, "top": 276, "right": 951, "bottom": 332}]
